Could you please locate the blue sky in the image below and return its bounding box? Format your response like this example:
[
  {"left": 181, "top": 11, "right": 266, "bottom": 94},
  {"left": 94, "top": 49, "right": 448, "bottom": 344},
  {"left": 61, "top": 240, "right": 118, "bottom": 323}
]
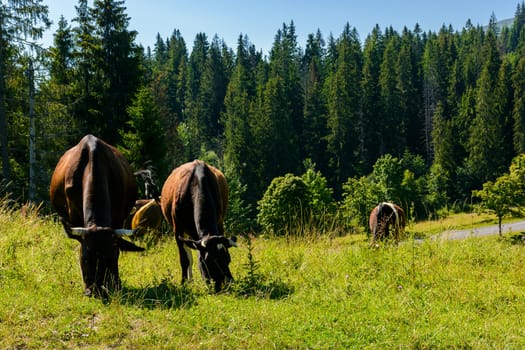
[{"left": 43, "top": 0, "right": 520, "bottom": 55}]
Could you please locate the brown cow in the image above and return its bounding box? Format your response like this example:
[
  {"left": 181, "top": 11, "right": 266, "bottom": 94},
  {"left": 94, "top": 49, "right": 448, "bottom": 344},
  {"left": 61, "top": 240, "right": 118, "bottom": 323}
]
[
  {"left": 131, "top": 199, "right": 164, "bottom": 236},
  {"left": 124, "top": 170, "right": 165, "bottom": 237},
  {"left": 49, "top": 134, "right": 144, "bottom": 297},
  {"left": 161, "top": 160, "right": 236, "bottom": 292},
  {"left": 369, "top": 202, "right": 406, "bottom": 243}
]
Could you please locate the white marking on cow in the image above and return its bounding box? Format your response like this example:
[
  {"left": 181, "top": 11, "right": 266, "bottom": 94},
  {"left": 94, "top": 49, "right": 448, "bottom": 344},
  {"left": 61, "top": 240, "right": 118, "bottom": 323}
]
[{"left": 217, "top": 243, "right": 224, "bottom": 251}]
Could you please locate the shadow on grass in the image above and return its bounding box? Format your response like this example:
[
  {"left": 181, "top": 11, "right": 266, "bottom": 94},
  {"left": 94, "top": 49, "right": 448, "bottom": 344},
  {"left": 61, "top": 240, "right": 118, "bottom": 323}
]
[
  {"left": 503, "top": 232, "right": 525, "bottom": 245},
  {"left": 229, "top": 277, "right": 294, "bottom": 300},
  {"left": 117, "top": 279, "right": 199, "bottom": 309}
]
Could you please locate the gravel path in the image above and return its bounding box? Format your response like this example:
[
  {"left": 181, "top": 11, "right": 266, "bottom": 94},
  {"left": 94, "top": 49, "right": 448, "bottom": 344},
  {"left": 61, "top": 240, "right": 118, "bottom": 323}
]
[{"left": 431, "top": 220, "right": 525, "bottom": 241}]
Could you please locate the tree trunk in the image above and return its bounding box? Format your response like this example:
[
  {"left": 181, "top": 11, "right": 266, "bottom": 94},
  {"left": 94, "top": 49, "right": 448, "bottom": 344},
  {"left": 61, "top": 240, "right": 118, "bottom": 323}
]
[
  {"left": 0, "top": 18, "right": 11, "bottom": 184},
  {"left": 28, "top": 59, "right": 36, "bottom": 201}
]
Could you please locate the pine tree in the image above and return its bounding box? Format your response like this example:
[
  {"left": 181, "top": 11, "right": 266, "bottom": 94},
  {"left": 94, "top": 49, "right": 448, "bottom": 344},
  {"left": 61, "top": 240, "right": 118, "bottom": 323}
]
[
  {"left": 223, "top": 36, "right": 255, "bottom": 179},
  {"left": 458, "top": 20, "right": 484, "bottom": 89},
  {"left": 90, "top": 0, "right": 142, "bottom": 144},
  {"left": 267, "top": 21, "right": 303, "bottom": 173},
  {"left": 39, "top": 15, "right": 78, "bottom": 188},
  {"left": 49, "top": 16, "right": 74, "bottom": 86},
  {"left": 422, "top": 27, "right": 458, "bottom": 161},
  {"left": 325, "top": 23, "right": 363, "bottom": 192},
  {"left": 379, "top": 29, "right": 403, "bottom": 156},
  {"left": 361, "top": 25, "right": 385, "bottom": 170},
  {"left": 398, "top": 27, "right": 424, "bottom": 157},
  {"left": 496, "top": 57, "right": 515, "bottom": 167},
  {"left": 183, "top": 32, "right": 209, "bottom": 159},
  {"left": 466, "top": 30, "right": 505, "bottom": 186},
  {"left": 301, "top": 30, "right": 327, "bottom": 174},
  {"left": 0, "top": 0, "right": 50, "bottom": 184},
  {"left": 119, "top": 86, "right": 166, "bottom": 174},
  {"left": 513, "top": 55, "right": 525, "bottom": 154},
  {"left": 431, "top": 102, "right": 455, "bottom": 198},
  {"left": 200, "top": 36, "right": 229, "bottom": 144},
  {"left": 70, "top": 0, "right": 97, "bottom": 139},
  {"left": 166, "top": 30, "right": 188, "bottom": 124},
  {"left": 509, "top": 2, "right": 525, "bottom": 52}
]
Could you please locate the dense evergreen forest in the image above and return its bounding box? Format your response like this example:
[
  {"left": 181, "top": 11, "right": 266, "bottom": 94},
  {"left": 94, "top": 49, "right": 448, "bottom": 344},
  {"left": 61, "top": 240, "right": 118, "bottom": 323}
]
[{"left": 2, "top": 0, "right": 525, "bottom": 232}]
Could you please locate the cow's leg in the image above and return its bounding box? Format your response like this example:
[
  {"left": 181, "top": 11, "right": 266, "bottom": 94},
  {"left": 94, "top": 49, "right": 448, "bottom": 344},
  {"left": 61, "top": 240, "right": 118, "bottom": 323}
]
[
  {"left": 370, "top": 226, "right": 378, "bottom": 246},
  {"left": 176, "top": 235, "right": 193, "bottom": 283}
]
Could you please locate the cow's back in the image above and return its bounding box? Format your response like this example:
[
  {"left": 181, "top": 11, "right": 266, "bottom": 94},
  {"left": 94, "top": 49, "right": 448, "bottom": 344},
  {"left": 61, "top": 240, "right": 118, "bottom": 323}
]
[
  {"left": 50, "top": 134, "right": 137, "bottom": 228},
  {"left": 161, "top": 160, "right": 228, "bottom": 238}
]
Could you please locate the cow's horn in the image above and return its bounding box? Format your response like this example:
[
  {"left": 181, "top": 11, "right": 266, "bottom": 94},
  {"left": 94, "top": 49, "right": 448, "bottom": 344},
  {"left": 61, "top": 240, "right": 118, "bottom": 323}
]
[
  {"left": 71, "top": 227, "right": 90, "bottom": 235},
  {"left": 114, "top": 228, "right": 137, "bottom": 236}
]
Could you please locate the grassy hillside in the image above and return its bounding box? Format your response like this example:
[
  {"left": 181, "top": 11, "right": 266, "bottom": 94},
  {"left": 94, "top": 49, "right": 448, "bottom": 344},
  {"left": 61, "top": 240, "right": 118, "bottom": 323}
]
[{"left": 0, "top": 203, "right": 524, "bottom": 349}]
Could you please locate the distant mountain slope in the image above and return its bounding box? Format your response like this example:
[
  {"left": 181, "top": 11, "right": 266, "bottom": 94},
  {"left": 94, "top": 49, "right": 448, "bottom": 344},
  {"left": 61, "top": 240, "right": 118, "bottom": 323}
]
[{"left": 497, "top": 18, "right": 514, "bottom": 29}]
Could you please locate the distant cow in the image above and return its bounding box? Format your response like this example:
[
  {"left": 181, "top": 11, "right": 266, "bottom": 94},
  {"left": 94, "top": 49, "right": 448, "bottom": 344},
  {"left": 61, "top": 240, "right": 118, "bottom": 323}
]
[
  {"left": 161, "top": 160, "right": 236, "bottom": 292},
  {"left": 131, "top": 198, "right": 164, "bottom": 236},
  {"left": 49, "top": 134, "right": 144, "bottom": 297},
  {"left": 369, "top": 202, "right": 406, "bottom": 243},
  {"left": 126, "top": 169, "right": 164, "bottom": 237}
]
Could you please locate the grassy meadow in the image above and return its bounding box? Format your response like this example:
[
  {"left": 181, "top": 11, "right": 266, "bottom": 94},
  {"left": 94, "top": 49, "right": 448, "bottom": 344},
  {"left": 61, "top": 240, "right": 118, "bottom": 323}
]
[{"left": 0, "top": 203, "right": 524, "bottom": 349}]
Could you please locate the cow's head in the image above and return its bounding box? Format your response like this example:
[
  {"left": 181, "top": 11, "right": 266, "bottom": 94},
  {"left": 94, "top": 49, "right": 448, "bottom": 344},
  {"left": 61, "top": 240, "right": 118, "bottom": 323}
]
[
  {"left": 180, "top": 235, "right": 237, "bottom": 292},
  {"left": 70, "top": 227, "right": 144, "bottom": 298}
]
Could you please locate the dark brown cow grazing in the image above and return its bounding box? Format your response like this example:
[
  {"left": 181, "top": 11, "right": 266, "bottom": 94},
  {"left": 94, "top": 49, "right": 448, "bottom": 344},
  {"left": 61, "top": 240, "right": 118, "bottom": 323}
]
[
  {"left": 369, "top": 202, "right": 406, "bottom": 243},
  {"left": 161, "top": 160, "right": 236, "bottom": 292},
  {"left": 49, "top": 134, "right": 144, "bottom": 297}
]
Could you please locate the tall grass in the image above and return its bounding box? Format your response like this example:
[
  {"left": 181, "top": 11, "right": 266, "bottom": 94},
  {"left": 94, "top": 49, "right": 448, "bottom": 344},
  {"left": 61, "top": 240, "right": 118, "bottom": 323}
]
[{"left": 0, "top": 201, "right": 524, "bottom": 349}]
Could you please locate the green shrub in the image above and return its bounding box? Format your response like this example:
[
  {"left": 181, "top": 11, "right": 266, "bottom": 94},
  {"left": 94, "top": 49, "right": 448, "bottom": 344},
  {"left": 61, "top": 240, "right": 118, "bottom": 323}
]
[
  {"left": 256, "top": 164, "right": 337, "bottom": 236},
  {"left": 257, "top": 174, "right": 308, "bottom": 236}
]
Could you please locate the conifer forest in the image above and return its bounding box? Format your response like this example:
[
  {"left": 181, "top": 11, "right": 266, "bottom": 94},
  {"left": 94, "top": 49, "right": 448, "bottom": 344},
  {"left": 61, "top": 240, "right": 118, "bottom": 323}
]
[{"left": 2, "top": 0, "right": 525, "bottom": 232}]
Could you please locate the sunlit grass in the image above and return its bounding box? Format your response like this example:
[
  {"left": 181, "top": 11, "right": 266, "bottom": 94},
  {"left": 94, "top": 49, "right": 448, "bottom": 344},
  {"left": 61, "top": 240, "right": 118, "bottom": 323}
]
[{"left": 1, "top": 202, "right": 524, "bottom": 348}]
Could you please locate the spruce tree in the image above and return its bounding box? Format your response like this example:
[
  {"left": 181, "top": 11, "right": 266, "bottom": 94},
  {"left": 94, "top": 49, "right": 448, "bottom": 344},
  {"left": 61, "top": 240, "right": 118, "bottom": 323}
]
[
  {"left": 361, "top": 25, "right": 384, "bottom": 171},
  {"left": 301, "top": 30, "right": 328, "bottom": 174},
  {"left": 223, "top": 36, "right": 255, "bottom": 181},
  {"left": 325, "top": 23, "right": 363, "bottom": 192},
  {"left": 183, "top": 32, "right": 209, "bottom": 159},
  {"left": 466, "top": 30, "right": 505, "bottom": 187},
  {"left": 119, "top": 86, "right": 166, "bottom": 175},
  {"left": 0, "top": 0, "right": 50, "bottom": 184},
  {"left": 90, "top": 0, "right": 142, "bottom": 144},
  {"left": 398, "top": 27, "right": 424, "bottom": 157},
  {"left": 267, "top": 21, "right": 303, "bottom": 174},
  {"left": 513, "top": 55, "right": 525, "bottom": 154},
  {"left": 379, "top": 29, "right": 403, "bottom": 156}
]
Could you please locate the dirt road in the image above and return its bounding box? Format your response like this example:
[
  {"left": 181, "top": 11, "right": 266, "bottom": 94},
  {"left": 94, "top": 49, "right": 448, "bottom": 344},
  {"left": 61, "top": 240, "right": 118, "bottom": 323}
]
[{"left": 431, "top": 220, "right": 525, "bottom": 241}]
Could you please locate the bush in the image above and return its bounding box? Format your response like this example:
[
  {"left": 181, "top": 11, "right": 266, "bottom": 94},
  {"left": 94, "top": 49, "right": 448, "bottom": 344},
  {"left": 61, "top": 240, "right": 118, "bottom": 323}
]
[
  {"left": 256, "top": 165, "right": 336, "bottom": 236},
  {"left": 257, "top": 174, "right": 309, "bottom": 236},
  {"left": 341, "top": 176, "right": 382, "bottom": 233}
]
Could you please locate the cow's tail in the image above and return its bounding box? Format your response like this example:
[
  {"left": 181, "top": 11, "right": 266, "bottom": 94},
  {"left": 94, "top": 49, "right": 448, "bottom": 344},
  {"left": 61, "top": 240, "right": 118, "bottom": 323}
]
[{"left": 384, "top": 202, "right": 401, "bottom": 240}]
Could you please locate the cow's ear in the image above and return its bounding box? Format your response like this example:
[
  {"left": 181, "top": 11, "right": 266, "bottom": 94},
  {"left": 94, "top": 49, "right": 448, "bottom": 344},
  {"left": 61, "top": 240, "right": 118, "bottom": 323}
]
[{"left": 116, "top": 237, "right": 145, "bottom": 252}]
